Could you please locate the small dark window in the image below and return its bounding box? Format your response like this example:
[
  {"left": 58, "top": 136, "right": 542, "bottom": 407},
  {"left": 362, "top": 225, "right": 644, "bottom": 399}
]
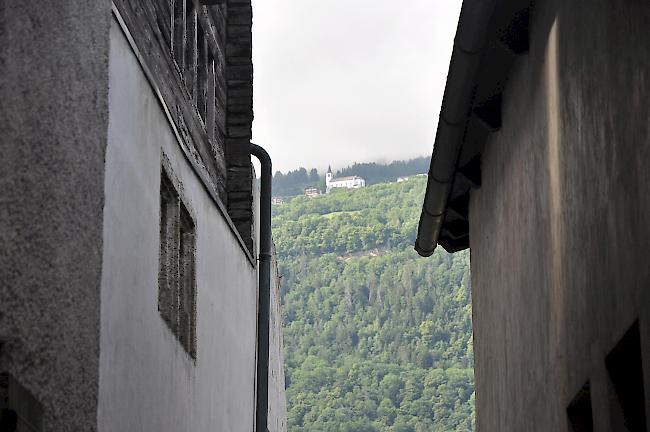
[
  {"left": 567, "top": 381, "right": 594, "bottom": 432},
  {"left": 172, "top": 0, "right": 185, "bottom": 69},
  {"left": 171, "top": 0, "right": 197, "bottom": 95},
  {"left": 606, "top": 320, "right": 647, "bottom": 432},
  {"left": 168, "top": 0, "right": 216, "bottom": 128},
  {"left": 208, "top": 59, "right": 216, "bottom": 139},
  {"left": 184, "top": 3, "right": 197, "bottom": 97},
  {"left": 197, "top": 22, "right": 208, "bottom": 122},
  {"left": 177, "top": 205, "right": 196, "bottom": 355},
  {"left": 196, "top": 22, "right": 216, "bottom": 127},
  {"left": 0, "top": 373, "right": 43, "bottom": 432},
  {"left": 159, "top": 169, "right": 197, "bottom": 358},
  {"left": 154, "top": 0, "right": 172, "bottom": 47}
]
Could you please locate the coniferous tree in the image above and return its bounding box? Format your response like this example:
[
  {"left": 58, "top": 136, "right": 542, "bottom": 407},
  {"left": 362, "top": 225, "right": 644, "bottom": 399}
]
[{"left": 274, "top": 175, "right": 475, "bottom": 431}]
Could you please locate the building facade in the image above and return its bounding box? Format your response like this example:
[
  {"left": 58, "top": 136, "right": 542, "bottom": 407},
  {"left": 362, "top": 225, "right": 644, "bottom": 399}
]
[
  {"left": 325, "top": 166, "right": 366, "bottom": 193},
  {"left": 417, "top": 0, "right": 650, "bottom": 430},
  {"left": 0, "top": 1, "right": 287, "bottom": 431},
  {"left": 304, "top": 186, "right": 320, "bottom": 198}
]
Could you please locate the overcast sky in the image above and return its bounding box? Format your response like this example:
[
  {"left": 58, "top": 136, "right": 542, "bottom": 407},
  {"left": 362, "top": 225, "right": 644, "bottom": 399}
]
[{"left": 251, "top": 0, "right": 463, "bottom": 174}]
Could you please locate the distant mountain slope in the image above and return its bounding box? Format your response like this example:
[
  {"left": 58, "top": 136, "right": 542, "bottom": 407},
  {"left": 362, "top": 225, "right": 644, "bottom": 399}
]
[
  {"left": 334, "top": 156, "right": 430, "bottom": 186},
  {"left": 274, "top": 175, "right": 475, "bottom": 432},
  {"left": 272, "top": 156, "right": 431, "bottom": 197},
  {"left": 272, "top": 167, "right": 322, "bottom": 197}
]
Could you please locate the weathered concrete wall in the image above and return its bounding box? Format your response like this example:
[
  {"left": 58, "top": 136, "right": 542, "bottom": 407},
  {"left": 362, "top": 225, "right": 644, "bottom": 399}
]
[
  {"left": 0, "top": 2, "right": 111, "bottom": 431},
  {"left": 99, "top": 19, "right": 260, "bottom": 431},
  {"left": 469, "top": 0, "right": 650, "bottom": 430},
  {"left": 268, "top": 248, "right": 289, "bottom": 432}
]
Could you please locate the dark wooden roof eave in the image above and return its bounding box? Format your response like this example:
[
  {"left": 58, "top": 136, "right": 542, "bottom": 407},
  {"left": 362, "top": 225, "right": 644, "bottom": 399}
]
[{"left": 415, "top": 0, "right": 532, "bottom": 257}]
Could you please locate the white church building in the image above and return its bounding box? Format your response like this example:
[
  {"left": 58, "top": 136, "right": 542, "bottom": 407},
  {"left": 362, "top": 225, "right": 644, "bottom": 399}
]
[{"left": 325, "top": 166, "right": 366, "bottom": 193}]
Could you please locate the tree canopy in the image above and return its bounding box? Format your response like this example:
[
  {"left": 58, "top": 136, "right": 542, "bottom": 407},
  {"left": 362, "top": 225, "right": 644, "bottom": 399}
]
[
  {"left": 274, "top": 175, "right": 475, "bottom": 431},
  {"left": 271, "top": 156, "right": 431, "bottom": 197},
  {"left": 334, "top": 157, "right": 431, "bottom": 186}
]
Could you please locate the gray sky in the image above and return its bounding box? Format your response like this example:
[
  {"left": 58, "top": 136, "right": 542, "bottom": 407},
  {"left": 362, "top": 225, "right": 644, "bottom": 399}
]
[{"left": 251, "top": 0, "right": 463, "bottom": 174}]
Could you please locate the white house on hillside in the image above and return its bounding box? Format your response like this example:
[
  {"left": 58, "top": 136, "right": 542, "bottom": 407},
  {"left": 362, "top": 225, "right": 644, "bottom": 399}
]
[
  {"left": 325, "top": 166, "right": 366, "bottom": 193},
  {"left": 304, "top": 186, "right": 320, "bottom": 198}
]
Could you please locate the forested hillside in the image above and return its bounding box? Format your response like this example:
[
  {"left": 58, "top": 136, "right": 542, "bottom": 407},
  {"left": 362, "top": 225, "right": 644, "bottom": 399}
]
[
  {"left": 334, "top": 157, "right": 431, "bottom": 186},
  {"left": 271, "top": 156, "right": 431, "bottom": 197},
  {"left": 273, "top": 176, "right": 475, "bottom": 431},
  {"left": 273, "top": 167, "right": 322, "bottom": 197}
]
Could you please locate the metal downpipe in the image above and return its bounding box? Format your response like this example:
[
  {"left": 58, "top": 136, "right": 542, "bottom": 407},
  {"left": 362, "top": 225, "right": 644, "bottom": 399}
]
[{"left": 250, "top": 143, "right": 272, "bottom": 432}]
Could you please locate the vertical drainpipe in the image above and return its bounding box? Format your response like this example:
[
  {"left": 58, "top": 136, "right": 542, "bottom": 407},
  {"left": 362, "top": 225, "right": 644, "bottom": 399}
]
[{"left": 250, "top": 143, "right": 271, "bottom": 432}]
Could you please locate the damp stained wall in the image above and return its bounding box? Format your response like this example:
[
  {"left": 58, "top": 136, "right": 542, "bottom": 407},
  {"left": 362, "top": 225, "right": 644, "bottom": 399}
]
[{"left": 468, "top": 0, "right": 650, "bottom": 430}]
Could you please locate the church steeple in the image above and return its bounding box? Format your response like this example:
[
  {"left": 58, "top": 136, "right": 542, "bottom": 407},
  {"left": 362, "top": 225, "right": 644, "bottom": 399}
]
[
  {"left": 327, "top": 165, "right": 332, "bottom": 174},
  {"left": 326, "top": 165, "right": 333, "bottom": 187}
]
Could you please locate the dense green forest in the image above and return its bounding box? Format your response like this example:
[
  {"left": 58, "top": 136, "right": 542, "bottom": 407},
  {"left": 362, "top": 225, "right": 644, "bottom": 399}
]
[
  {"left": 333, "top": 157, "right": 431, "bottom": 186},
  {"left": 272, "top": 156, "right": 431, "bottom": 197},
  {"left": 273, "top": 167, "right": 322, "bottom": 197},
  {"left": 273, "top": 175, "right": 475, "bottom": 431}
]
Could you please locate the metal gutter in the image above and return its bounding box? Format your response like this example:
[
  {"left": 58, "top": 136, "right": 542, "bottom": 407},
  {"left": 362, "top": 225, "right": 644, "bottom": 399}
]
[
  {"left": 415, "top": 0, "right": 496, "bottom": 257},
  {"left": 250, "top": 143, "right": 272, "bottom": 432}
]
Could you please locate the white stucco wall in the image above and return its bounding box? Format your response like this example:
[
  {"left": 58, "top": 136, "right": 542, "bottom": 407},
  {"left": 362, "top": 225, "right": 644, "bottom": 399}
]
[
  {"left": 326, "top": 177, "right": 365, "bottom": 193},
  {"left": 99, "top": 19, "right": 259, "bottom": 432}
]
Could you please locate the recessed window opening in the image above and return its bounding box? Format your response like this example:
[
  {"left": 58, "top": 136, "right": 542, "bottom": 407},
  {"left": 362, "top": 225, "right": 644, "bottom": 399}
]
[
  {"left": 172, "top": 0, "right": 185, "bottom": 69},
  {"left": 184, "top": 2, "right": 197, "bottom": 97},
  {"left": 207, "top": 58, "right": 216, "bottom": 139},
  {"left": 567, "top": 381, "right": 594, "bottom": 432},
  {"left": 169, "top": 0, "right": 217, "bottom": 128},
  {"left": 177, "top": 205, "right": 196, "bottom": 356},
  {"left": 606, "top": 320, "right": 647, "bottom": 432},
  {"left": 197, "top": 22, "right": 208, "bottom": 122},
  {"left": 159, "top": 169, "right": 197, "bottom": 359},
  {"left": 0, "top": 373, "right": 43, "bottom": 432},
  {"left": 154, "top": 0, "right": 171, "bottom": 47}
]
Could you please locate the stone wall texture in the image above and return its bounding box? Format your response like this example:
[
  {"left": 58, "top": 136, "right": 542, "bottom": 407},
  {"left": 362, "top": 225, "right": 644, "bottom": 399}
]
[
  {"left": 469, "top": 0, "right": 650, "bottom": 430},
  {"left": 0, "top": 2, "right": 111, "bottom": 431}
]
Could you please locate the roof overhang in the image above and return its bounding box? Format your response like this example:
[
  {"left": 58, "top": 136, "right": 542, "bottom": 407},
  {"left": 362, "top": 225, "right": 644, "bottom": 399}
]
[{"left": 415, "top": 0, "right": 532, "bottom": 257}]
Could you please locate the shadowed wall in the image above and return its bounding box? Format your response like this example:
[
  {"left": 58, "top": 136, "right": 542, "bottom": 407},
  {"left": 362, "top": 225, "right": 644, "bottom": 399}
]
[{"left": 469, "top": 0, "right": 650, "bottom": 430}]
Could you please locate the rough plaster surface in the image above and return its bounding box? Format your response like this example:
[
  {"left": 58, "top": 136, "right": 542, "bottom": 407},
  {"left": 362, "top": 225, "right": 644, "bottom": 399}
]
[
  {"left": 99, "top": 20, "right": 286, "bottom": 431},
  {"left": 0, "top": 2, "right": 111, "bottom": 431},
  {"left": 253, "top": 180, "right": 288, "bottom": 432},
  {"left": 269, "top": 248, "right": 289, "bottom": 432},
  {"left": 469, "top": 0, "right": 650, "bottom": 430}
]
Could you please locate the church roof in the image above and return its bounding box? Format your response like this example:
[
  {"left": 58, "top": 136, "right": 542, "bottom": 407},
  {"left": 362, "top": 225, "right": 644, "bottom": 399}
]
[{"left": 331, "top": 175, "right": 362, "bottom": 182}]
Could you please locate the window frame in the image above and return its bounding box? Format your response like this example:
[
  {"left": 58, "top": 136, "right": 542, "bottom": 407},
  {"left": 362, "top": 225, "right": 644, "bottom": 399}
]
[{"left": 158, "top": 167, "right": 197, "bottom": 360}]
